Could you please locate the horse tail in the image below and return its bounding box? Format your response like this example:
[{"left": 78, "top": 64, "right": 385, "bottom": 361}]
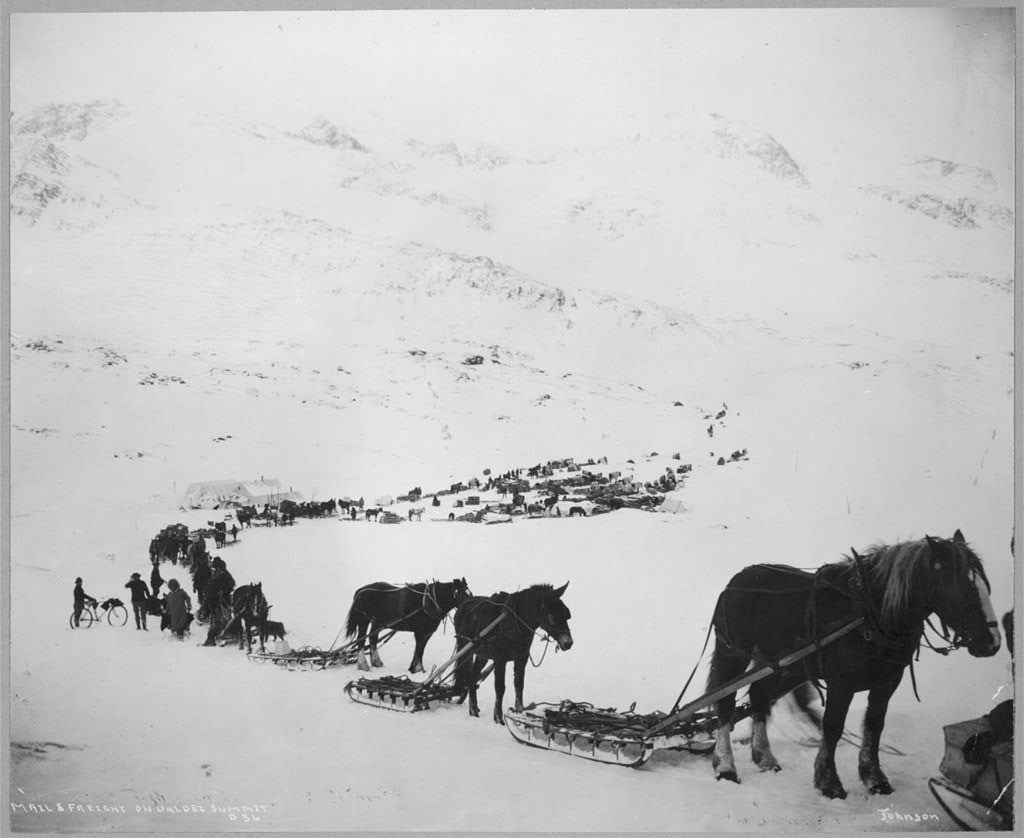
[{"left": 344, "top": 597, "right": 362, "bottom": 640}]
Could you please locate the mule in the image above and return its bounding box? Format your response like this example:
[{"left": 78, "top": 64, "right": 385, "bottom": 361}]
[
  {"left": 344, "top": 579, "right": 469, "bottom": 673},
  {"left": 453, "top": 582, "right": 573, "bottom": 725},
  {"left": 706, "top": 530, "right": 1000, "bottom": 799}
]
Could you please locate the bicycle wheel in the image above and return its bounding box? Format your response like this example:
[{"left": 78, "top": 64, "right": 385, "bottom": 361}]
[
  {"left": 107, "top": 604, "right": 129, "bottom": 627},
  {"left": 70, "top": 609, "right": 94, "bottom": 629}
]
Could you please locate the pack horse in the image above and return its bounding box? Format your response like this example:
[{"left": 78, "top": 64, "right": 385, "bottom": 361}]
[{"left": 344, "top": 579, "right": 470, "bottom": 673}]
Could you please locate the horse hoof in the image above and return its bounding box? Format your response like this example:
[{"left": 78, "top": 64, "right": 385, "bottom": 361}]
[
  {"left": 753, "top": 750, "right": 782, "bottom": 772},
  {"left": 868, "top": 780, "right": 893, "bottom": 795},
  {"left": 715, "top": 770, "right": 740, "bottom": 784},
  {"left": 819, "top": 784, "right": 847, "bottom": 800}
]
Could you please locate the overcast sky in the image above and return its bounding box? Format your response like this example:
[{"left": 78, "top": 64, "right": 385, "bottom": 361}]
[{"left": 10, "top": 8, "right": 1016, "bottom": 177}]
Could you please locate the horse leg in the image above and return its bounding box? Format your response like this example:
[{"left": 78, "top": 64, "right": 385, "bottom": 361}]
[
  {"left": 369, "top": 627, "right": 384, "bottom": 668},
  {"left": 748, "top": 674, "right": 782, "bottom": 772},
  {"left": 453, "top": 644, "right": 471, "bottom": 706},
  {"left": 490, "top": 658, "right": 507, "bottom": 725},
  {"left": 814, "top": 683, "right": 854, "bottom": 799},
  {"left": 356, "top": 623, "right": 370, "bottom": 671},
  {"left": 708, "top": 643, "right": 748, "bottom": 783},
  {"left": 512, "top": 653, "right": 528, "bottom": 713},
  {"left": 466, "top": 656, "right": 485, "bottom": 718},
  {"left": 858, "top": 678, "right": 900, "bottom": 794},
  {"left": 409, "top": 632, "right": 427, "bottom": 674}
]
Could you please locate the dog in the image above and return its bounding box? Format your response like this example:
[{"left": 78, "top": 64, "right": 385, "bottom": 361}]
[{"left": 262, "top": 619, "right": 287, "bottom": 642}]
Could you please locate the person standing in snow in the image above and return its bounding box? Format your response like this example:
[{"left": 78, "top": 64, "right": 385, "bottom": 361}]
[
  {"left": 125, "top": 572, "right": 151, "bottom": 630},
  {"left": 73, "top": 577, "right": 97, "bottom": 628},
  {"left": 201, "top": 558, "right": 235, "bottom": 646},
  {"left": 150, "top": 560, "right": 164, "bottom": 598},
  {"left": 163, "top": 578, "right": 192, "bottom": 639}
]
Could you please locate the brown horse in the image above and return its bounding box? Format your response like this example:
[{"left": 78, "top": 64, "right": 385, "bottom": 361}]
[
  {"left": 453, "top": 582, "right": 573, "bottom": 725},
  {"left": 706, "top": 530, "right": 1000, "bottom": 798},
  {"left": 344, "top": 579, "right": 469, "bottom": 672}
]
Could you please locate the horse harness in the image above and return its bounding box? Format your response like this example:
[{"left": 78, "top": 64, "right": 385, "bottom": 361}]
[
  {"left": 456, "top": 593, "right": 556, "bottom": 667},
  {"left": 689, "top": 557, "right": 936, "bottom": 711}
]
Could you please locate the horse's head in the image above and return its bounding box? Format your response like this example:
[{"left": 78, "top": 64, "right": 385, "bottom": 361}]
[
  {"left": 453, "top": 577, "right": 471, "bottom": 604},
  {"left": 541, "top": 581, "right": 573, "bottom": 651},
  {"left": 924, "top": 531, "right": 1000, "bottom": 657},
  {"left": 434, "top": 577, "right": 471, "bottom": 611},
  {"left": 236, "top": 582, "right": 269, "bottom": 620}
]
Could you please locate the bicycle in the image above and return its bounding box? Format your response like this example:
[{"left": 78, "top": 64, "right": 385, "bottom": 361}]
[{"left": 70, "top": 597, "right": 129, "bottom": 629}]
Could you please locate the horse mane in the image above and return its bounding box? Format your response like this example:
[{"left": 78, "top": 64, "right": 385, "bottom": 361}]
[{"left": 845, "top": 536, "right": 986, "bottom": 627}]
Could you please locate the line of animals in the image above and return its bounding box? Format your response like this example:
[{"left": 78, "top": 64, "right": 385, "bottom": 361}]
[
  {"left": 179, "top": 451, "right": 717, "bottom": 535},
  {"left": 340, "top": 531, "right": 1007, "bottom": 803},
  {"left": 144, "top": 524, "right": 1007, "bottom": 803}
]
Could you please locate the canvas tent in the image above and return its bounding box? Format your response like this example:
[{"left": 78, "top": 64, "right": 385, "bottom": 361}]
[{"left": 182, "top": 478, "right": 302, "bottom": 510}]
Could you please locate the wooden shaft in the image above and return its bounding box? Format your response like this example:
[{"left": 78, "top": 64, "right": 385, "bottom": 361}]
[
  {"left": 420, "top": 612, "right": 507, "bottom": 688},
  {"left": 646, "top": 617, "right": 864, "bottom": 736}
]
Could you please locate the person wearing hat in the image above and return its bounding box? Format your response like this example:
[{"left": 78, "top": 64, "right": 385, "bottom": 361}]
[
  {"left": 124, "top": 572, "right": 152, "bottom": 630},
  {"left": 73, "top": 577, "right": 98, "bottom": 628},
  {"left": 201, "top": 557, "right": 235, "bottom": 646}
]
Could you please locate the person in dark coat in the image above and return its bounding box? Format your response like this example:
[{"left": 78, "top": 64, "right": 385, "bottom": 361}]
[
  {"left": 125, "top": 572, "right": 151, "bottom": 630},
  {"left": 73, "top": 577, "right": 97, "bottom": 628},
  {"left": 201, "top": 558, "right": 235, "bottom": 646},
  {"left": 150, "top": 560, "right": 164, "bottom": 598},
  {"left": 163, "top": 578, "right": 192, "bottom": 639}
]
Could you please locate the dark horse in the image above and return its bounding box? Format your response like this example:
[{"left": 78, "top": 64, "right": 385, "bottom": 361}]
[
  {"left": 453, "top": 582, "right": 573, "bottom": 725},
  {"left": 344, "top": 579, "right": 469, "bottom": 673},
  {"left": 707, "top": 530, "right": 1000, "bottom": 799},
  {"left": 222, "top": 583, "right": 269, "bottom": 653}
]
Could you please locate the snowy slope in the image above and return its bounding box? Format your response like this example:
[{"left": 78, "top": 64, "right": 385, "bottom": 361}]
[{"left": 8, "top": 94, "right": 1015, "bottom": 833}]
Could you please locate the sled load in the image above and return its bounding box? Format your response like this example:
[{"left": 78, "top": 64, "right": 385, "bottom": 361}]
[
  {"left": 247, "top": 630, "right": 398, "bottom": 671},
  {"left": 345, "top": 613, "right": 505, "bottom": 712},
  {"left": 505, "top": 616, "right": 866, "bottom": 767},
  {"left": 505, "top": 700, "right": 717, "bottom": 766}
]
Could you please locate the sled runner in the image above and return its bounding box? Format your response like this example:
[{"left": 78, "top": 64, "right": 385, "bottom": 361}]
[
  {"left": 505, "top": 700, "right": 717, "bottom": 767},
  {"left": 928, "top": 776, "right": 1011, "bottom": 831},
  {"left": 505, "top": 616, "right": 866, "bottom": 767},
  {"left": 247, "top": 631, "right": 398, "bottom": 671},
  {"left": 345, "top": 612, "right": 506, "bottom": 712}
]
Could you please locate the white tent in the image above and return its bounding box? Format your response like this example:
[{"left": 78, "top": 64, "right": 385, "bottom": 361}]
[{"left": 182, "top": 478, "right": 302, "bottom": 509}]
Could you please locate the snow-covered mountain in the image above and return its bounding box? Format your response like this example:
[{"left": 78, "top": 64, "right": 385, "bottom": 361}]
[{"left": 9, "top": 94, "right": 1015, "bottom": 832}]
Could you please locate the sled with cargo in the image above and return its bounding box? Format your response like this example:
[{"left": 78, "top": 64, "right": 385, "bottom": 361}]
[
  {"left": 344, "top": 613, "right": 505, "bottom": 712},
  {"left": 504, "top": 616, "right": 867, "bottom": 768},
  {"left": 247, "top": 629, "right": 399, "bottom": 671}
]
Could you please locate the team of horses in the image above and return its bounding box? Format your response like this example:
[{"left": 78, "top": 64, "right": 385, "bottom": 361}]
[{"left": 341, "top": 529, "right": 999, "bottom": 801}]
